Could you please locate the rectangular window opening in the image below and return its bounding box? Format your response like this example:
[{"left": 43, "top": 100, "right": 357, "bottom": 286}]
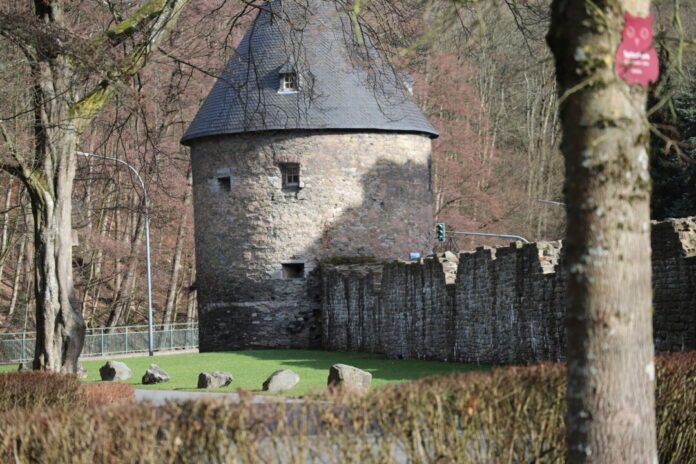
[
  {"left": 282, "top": 263, "right": 305, "bottom": 279},
  {"left": 280, "top": 163, "right": 300, "bottom": 188},
  {"left": 217, "top": 176, "right": 231, "bottom": 192},
  {"left": 279, "top": 73, "right": 298, "bottom": 93}
]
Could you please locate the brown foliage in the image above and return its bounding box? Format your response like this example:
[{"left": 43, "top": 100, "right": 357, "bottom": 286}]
[
  {"left": 0, "top": 352, "right": 692, "bottom": 463},
  {"left": 655, "top": 351, "right": 696, "bottom": 463},
  {"left": 0, "top": 371, "right": 86, "bottom": 412},
  {"left": 81, "top": 383, "right": 135, "bottom": 407}
]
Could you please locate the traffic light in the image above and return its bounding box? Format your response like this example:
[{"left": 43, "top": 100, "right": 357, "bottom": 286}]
[{"left": 436, "top": 223, "right": 446, "bottom": 242}]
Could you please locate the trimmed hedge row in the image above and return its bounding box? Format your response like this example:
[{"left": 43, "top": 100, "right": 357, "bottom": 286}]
[
  {"left": 0, "top": 371, "right": 85, "bottom": 411},
  {"left": 0, "top": 352, "right": 693, "bottom": 463},
  {"left": 0, "top": 371, "right": 135, "bottom": 411}
]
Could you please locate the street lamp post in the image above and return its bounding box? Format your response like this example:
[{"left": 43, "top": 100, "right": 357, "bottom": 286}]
[{"left": 76, "top": 151, "right": 155, "bottom": 356}]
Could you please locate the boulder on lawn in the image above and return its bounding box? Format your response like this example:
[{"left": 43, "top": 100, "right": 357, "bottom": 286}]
[
  {"left": 198, "top": 371, "right": 233, "bottom": 389},
  {"left": 99, "top": 360, "right": 132, "bottom": 381},
  {"left": 142, "top": 364, "right": 170, "bottom": 384},
  {"left": 262, "top": 369, "right": 300, "bottom": 392},
  {"left": 327, "top": 364, "right": 372, "bottom": 393},
  {"left": 17, "top": 362, "right": 32, "bottom": 372},
  {"left": 77, "top": 363, "right": 88, "bottom": 379}
]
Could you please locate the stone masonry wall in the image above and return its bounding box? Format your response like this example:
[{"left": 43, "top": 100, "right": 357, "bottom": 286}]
[
  {"left": 322, "top": 218, "right": 696, "bottom": 364},
  {"left": 190, "top": 130, "right": 433, "bottom": 351}
]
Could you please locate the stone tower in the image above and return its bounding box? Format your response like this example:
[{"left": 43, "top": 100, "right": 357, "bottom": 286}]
[{"left": 182, "top": 0, "right": 438, "bottom": 351}]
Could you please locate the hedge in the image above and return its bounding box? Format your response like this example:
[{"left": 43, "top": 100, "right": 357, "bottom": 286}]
[{"left": 0, "top": 351, "right": 693, "bottom": 463}]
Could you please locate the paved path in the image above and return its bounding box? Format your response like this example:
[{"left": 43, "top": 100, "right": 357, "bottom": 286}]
[
  {"left": 134, "top": 389, "right": 304, "bottom": 406},
  {"left": 81, "top": 348, "right": 199, "bottom": 361}
]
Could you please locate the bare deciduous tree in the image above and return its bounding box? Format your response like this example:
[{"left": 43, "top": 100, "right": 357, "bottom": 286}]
[{"left": 0, "top": 0, "right": 190, "bottom": 372}]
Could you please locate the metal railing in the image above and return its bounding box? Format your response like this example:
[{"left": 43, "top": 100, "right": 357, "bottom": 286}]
[{"left": 0, "top": 323, "right": 198, "bottom": 363}]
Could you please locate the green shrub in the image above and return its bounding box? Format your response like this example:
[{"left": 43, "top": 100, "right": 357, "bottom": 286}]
[
  {"left": 0, "top": 352, "right": 693, "bottom": 463},
  {"left": 0, "top": 371, "right": 86, "bottom": 412}
]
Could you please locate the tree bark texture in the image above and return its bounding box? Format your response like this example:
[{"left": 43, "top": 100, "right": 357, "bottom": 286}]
[
  {"left": 26, "top": 48, "right": 86, "bottom": 372},
  {"left": 548, "top": 0, "right": 657, "bottom": 462}
]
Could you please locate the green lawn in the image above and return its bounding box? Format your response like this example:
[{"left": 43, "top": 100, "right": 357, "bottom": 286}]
[{"left": 2, "top": 350, "right": 485, "bottom": 396}]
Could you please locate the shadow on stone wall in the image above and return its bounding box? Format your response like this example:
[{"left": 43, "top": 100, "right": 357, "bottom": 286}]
[
  {"left": 317, "top": 157, "right": 433, "bottom": 260},
  {"left": 199, "top": 156, "right": 433, "bottom": 352}
]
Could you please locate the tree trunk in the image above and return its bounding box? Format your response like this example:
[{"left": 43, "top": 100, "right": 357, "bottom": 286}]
[
  {"left": 26, "top": 141, "right": 86, "bottom": 372},
  {"left": 8, "top": 234, "right": 26, "bottom": 318},
  {"left": 186, "top": 263, "right": 197, "bottom": 323},
  {"left": 162, "top": 169, "right": 192, "bottom": 325},
  {"left": 547, "top": 1, "right": 657, "bottom": 462},
  {"left": 0, "top": 178, "right": 15, "bottom": 286},
  {"left": 106, "top": 210, "right": 144, "bottom": 329},
  {"left": 83, "top": 185, "right": 112, "bottom": 325}
]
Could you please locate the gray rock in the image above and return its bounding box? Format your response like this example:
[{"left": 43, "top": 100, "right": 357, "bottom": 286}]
[
  {"left": 327, "top": 364, "right": 372, "bottom": 393},
  {"left": 77, "top": 363, "right": 88, "bottom": 379},
  {"left": 142, "top": 364, "right": 170, "bottom": 384},
  {"left": 262, "top": 369, "right": 300, "bottom": 392},
  {"left": 198, "top": 371, "right": 233, "bottom": 389},
  {"left": 99, "top": 360, "right": 132, "bottom": 381},
  {"left": 17, "top": 362, "right": 32, "bottom": 372}
]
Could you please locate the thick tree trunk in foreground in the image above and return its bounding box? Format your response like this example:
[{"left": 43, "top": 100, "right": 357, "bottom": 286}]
[
  {"left": 25, "top": 51, "right": 86, "bottom": 373},
  {"left": 29, "top": 155, "right": 86, "bottom": 372},
  {"left": 548, "top": 0, "right": 657, "bottom": 462}
]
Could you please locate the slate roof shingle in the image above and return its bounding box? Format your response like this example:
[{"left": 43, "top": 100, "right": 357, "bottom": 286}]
[{"left": 181, "top": 0, "right": 438, "bottom": 144}]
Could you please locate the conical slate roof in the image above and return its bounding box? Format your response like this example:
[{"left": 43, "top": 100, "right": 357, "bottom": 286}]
[{"left": 181, "top": 0, "right": 438, "bottom": 144}]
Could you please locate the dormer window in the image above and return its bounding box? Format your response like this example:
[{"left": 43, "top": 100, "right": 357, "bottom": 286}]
[{"left": 279, "top": 72, "right": 298, "bottom": 93}]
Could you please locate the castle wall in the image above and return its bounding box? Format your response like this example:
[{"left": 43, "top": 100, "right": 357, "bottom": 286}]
[
  {"left": 321, "top": 218, "right": 696, "bottom": 364},
  {"left": 190, "top": 130, "right": 433, "bottom": 351}
]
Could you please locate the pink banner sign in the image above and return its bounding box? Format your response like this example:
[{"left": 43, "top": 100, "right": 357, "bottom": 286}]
[{"left": 615, "top": 12, "right": 659, "bottom": 86}]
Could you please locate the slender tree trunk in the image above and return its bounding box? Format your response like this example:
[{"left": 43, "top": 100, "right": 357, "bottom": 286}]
[
  {"left": 163, "top": 170, "right": 192, "bottom": 325},
  {"left": 186, "top": 263, "right": 197, "bottom": 323},
  {"left": 106, "top": 211, "right": 144, "bottom": 329},
  {"left": 84, "top": 192, "right": 110, "bottom": 325},
  {"left": 21, "top": 219, "right": 35, "bottom": 330},
  {"left": 548, "top": 0, "right": 657, "bottom": 462},
  {"left": 8, "top": 234, "right": 26, "bottom": 318},
  {"left": 0, "top": 178, "right": 15, "bottom": 286},
  {"left": 113, "top": 193, "right": 123, "bottom": 295}
]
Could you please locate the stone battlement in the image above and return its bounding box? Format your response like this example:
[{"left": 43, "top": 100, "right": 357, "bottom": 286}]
[{"left": 321, "top": 217, "right": 696, "bottom": 364}]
